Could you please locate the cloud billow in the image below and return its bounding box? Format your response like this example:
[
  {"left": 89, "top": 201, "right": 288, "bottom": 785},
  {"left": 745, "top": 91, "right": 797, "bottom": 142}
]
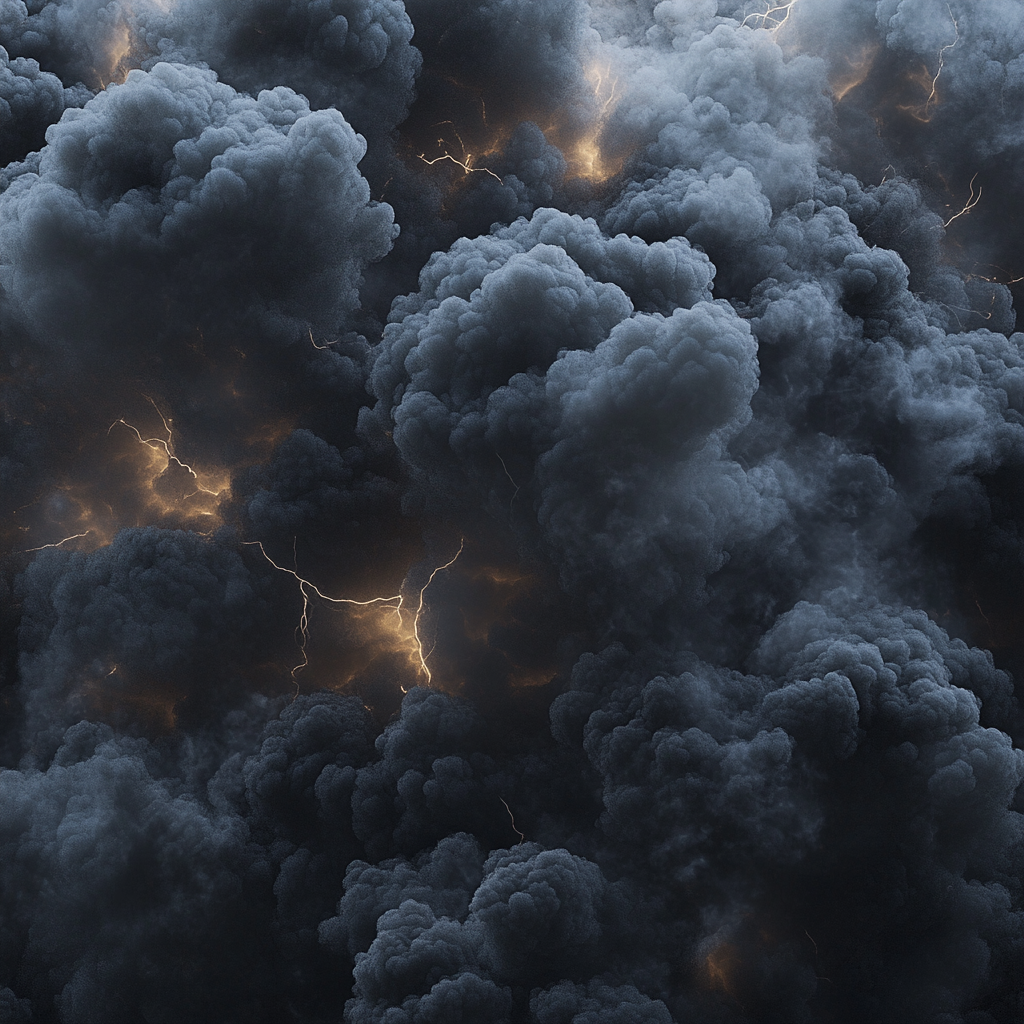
[{"left": 1, "top": 1, "right": 1024, "bottom": 1022}]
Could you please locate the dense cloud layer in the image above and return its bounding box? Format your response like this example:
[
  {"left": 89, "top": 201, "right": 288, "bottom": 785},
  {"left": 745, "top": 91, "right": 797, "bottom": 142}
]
[{"left": 1, "top": 1, "right": 1024, "bottom": 1022}]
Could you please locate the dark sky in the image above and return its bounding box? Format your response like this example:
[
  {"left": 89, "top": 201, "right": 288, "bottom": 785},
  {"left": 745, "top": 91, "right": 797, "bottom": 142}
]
[{"left": 2, "top": 1, "right": 1024, "bottom": 1022}]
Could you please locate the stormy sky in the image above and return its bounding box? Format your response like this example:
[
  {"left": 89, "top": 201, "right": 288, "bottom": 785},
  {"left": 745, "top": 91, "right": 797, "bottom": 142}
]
[{"left": 1, "top": 1, "right": 1024, "bottom": 1021}]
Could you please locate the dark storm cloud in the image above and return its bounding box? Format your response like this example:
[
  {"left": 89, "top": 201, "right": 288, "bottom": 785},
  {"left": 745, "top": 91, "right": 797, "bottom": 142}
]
[
  {"left": 0, "top": 46, "right": 66, "bottom": 165},
  {"left": 0, "top": 692, "right": 377, "bottom": 1022},
  {"left": 549, "top": 597, "right": 1024, "bottom": 1020},
  {"left": 0, "top": 60, "right": 395, "bottom": 349},
  {"left": 328, "top": 830, "right": 663, "bottom": 1023},
  {"left": 15, "top": 528, "right": 286, "bottom": 760},
  {"left": 0, "top": 0, "right": 131, "bottom": 91},
  {"left": 149, "top": 0, "right": 421, "bottom": 142},
  {"left": 3, "top": 2, "right": 1024, "bottom": 1023},
  {"left": 363, "top": 208, "right": 717, "bottom": 524},
  {"left": 401, "top": 0, "right": 592, "bottom": 135},
  {"left": 0, "top": 56, "right": 397, "bottom": 561}
]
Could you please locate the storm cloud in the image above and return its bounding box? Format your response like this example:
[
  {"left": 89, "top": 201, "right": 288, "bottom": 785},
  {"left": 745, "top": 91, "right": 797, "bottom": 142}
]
[{"left": 1, "top": 1, "right": 1023, "bottom": 1022}]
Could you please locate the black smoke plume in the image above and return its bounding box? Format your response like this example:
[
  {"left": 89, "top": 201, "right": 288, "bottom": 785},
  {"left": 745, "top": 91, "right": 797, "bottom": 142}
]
[{"left": 2, "top": 1, "right": 1024, "bottom": 1021}]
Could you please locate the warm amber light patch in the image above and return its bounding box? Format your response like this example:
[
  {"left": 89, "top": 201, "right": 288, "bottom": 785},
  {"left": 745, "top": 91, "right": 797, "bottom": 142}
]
[
  {"left": 702, "top": 941, "right": 743, "bottom": 1001},
  {"left": 94, "top": 20, "right": 136, "bottom": 90},
  {"left": 248, "top": 538, "right": 465, "bottom": 697},
  {"left": 550, "top": 61, "right": 626, "bottom": 183},
  {"left": 10, "top": 391, "right": 274, "bottom": 555},
  {"left": 830, "top": 43, "right": 879, "bottom": 102}
]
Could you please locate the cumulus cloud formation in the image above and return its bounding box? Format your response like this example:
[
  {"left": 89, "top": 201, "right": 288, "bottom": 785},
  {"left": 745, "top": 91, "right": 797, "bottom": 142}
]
[{"left": 1, "top": 1, "right": 1024, "bottom": 1022}]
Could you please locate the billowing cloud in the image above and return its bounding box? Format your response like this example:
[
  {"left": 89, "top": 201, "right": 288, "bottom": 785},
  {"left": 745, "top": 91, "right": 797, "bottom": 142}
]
[{"left": 1, "top": 2, "right": 1024, "bottom": 1022}]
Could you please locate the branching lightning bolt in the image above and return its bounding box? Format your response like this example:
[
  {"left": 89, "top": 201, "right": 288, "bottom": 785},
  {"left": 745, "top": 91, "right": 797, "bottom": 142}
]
[
  {"left": 741, "top": 0, "right": 799, "bottom": 33},
  {"left": 496, "top": 453, "right": 520, "bottom": 512},
  {"left": 308, "top": 327, "right": 338, "bottom": 350},
  {"left": 109, "top": 396, "right": 220, "bottom": 499},
  {"left": 418, "top": 121, "right": 503, "bottom": 183},
  {"left": 418, "top": 151, "right": 503, "bottom": 183},
  {"left": 589, "top": 64, "right": 618, "bottom": 115},
  {"left": 245, "top": 538, "right": 402, "bottom": 696},
  {"left": 937, "top": 300, "right": 991, "bottom": 330},
  {"left": 943, "top": 171, "right": 981, "bottom": 228},
  {"left": 246, "top": 537, "right": 464, "bottom": 694},
  {"left": 968, "top": 263, "right": 1024, "bottom": 285},
  {"left": 411, "top": 538, "right": 464, "bottom": 683}
]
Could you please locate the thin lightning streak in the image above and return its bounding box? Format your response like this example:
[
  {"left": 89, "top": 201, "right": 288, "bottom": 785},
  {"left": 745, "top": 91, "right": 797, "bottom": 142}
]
[
  {"left": 925, "top": 5, "right": 959, "bottom": 119},
  {"left": 969, "top": 264, "right": 1024, "bottom": 285},
  {"left": 289, "top": 539, "right": 311, "bottom": 697},
  {"left": 245, "top": 538, "right": 464, "bottom": 691},
  {"left": 291, "top": 581, "right": 312, "bottom": 697},
  {"left": 589, "top": 64, "right": 618, "bottom": 115},
  {"left": 496, "top": 453, "right": 520, "bottom": 511},
  {"left": 22, "top": 531, "right": 90, "bottom": 553},
  {"left": 966, "top": 266, "right": 1024, "bottom": 286},
  {"left": 432, "top": 120, "right": 467, "bottom": 152},
  {"left": 941, "top": 304, "right": 967, "bottom": 331},
  {"left": 938, "top": 294, "right": 995, "bottom": 326},
  {"left": 943, "top": 172, "right": 981, "bottom": 228},
  {"left": 804, "top": 929, "right": 832, "bottom": 982},
  {"left": 245, "top": 539, "right": 405, "bottom": 610},
  {"left": 741, "top": 0, "right": 799, "bottom": 33},
  {"left": 500, "top": 797, "right": 525, "bottom": 845},
  {"left": 246, "top": 538, "right": 403, "bottom": 697},
  {"left": 417, "top": 151, "right": 503, "bottom": 183},
  {"left": 308, "top": 327, "right": 337, "bottom": 350},
  {"left": 109, "top": 397, "right": 220, "bottom": 497},
  {"left": 412, "top": 539, "right": 464, "bottom": 683},
  {"left": 419, "top": 124, "right": 502, "bottom": 182}
]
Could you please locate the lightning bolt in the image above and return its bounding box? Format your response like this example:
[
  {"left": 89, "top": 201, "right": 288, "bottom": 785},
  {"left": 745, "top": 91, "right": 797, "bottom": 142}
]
[
  {"left": 968, "top": 263, "right": 1024, "bottom": 285},
  {"left": 22, "top": 531, "right": 91, "bottom": 553},
  {"left": 925, "top": 5, "right": 959, "bottom": 119},
  {"left": 741, "top": 0, "right": 799, "bottom": 33},
  {"left": 943, "top": 171, "right": 981, "bottom": 228},
  {"left": 109, "top": 396, "right": 221, "bottom": 500},
  {"left": 496, "top": 453, "right": 520, "bottom": 513},
  {"left": 245, "top": 537, "right": 464, "bottom": 695},
  {"left": 417, "top": 151, "right": 503, "bottom": 183},
  {"left": 418, "top": 122, "right": 503, "bottom": 183},
  {"left": 500, "top": 797, "right": 525, "bottom": 846},
  {"left": 589, "top": 64, "right": 618, "bottom": 115},
  {"left": 308, "top": 327, "right": 338, "bottom": 350},
  {"left": 411, "top": 538, "right": 464, "bottom": 684}
]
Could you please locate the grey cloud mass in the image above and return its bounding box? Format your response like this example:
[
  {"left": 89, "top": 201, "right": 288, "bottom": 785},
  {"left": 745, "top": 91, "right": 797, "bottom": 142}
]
[{"left": 1, "top": 1, "right": 1024, "bottom": 1022}]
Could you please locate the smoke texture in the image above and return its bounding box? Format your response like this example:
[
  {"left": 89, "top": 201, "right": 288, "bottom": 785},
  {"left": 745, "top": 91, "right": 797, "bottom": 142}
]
[{"left": 2, "top": 0, "right": 1024, "bottom": 1020}]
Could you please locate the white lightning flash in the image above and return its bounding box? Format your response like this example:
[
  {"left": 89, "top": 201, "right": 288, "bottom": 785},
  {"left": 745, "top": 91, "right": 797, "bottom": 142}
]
[{"left": 246, "top": 537, "right": 464, "bottom": 695}]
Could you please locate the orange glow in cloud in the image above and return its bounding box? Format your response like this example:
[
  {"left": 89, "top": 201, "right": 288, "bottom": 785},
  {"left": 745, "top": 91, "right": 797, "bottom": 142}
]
[
  {"left": 552, "top": 61, "right": 626, "bottom": 182},
  {"left": 830, "top": 42, "right": 879, "bottom": 102}
]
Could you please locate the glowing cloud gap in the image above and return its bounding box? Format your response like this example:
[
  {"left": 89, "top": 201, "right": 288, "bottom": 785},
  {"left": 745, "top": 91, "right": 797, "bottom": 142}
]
[
  {"left": 245, "top": 537, "right": 464, "bottom": 693},
  {"left": 108, "top": 395, "right": 223, "bottom": 501}
]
